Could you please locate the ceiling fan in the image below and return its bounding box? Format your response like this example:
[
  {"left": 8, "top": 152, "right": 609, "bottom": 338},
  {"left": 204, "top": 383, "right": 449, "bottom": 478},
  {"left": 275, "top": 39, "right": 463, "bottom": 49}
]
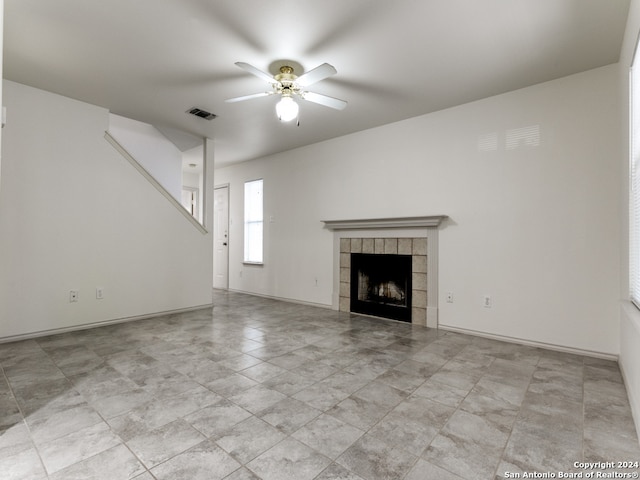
[{"left": 225, "top": 62, "right": 347, "bottom": 122}]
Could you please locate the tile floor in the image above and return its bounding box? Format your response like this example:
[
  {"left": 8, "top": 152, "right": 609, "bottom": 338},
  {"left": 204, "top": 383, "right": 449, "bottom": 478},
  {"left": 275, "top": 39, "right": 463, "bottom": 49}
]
[{"left": 0, "top": 290, "right": 639, "bottom": 480}]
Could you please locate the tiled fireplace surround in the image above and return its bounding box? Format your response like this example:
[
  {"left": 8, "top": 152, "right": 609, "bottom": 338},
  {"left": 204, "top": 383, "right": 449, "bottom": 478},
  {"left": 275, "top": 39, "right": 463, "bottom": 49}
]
[
  {"left": 323, "top": 216, "right": 446, "bottom": 328},
  {"left": 339, "top": 237, "right": 428, "bottom": 324}
]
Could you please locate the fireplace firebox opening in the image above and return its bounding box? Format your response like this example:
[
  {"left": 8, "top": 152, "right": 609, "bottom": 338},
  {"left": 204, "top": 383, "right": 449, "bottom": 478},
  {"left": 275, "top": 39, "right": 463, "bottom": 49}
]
[{"left": 350, "top": 253, "right": 412, "bottom": 322}]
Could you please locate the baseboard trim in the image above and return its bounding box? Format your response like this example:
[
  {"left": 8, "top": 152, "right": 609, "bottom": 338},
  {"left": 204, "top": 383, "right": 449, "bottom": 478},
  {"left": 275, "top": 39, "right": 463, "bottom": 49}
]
[
  {"left": 221, "top": 289, "right": 618, "bottom": 361},
  {"left": 619, "top": 360, "right": 640, "bottom": 447},
  {"left": 0, "top": 304, "right": 214, "bottom": 344},
  {"left": 225, "top": 288, "right": 333, "bottom": 310},
  {"left": 438, "top": 324, "right": 618, "bottom": 361},
  {"left": 620, "top": 302, "right": 640, "bottom": 447}
]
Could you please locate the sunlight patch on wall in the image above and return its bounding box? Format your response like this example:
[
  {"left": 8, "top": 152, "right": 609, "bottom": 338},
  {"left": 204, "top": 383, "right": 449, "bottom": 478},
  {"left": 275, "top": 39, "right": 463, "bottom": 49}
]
[
  {"left": 477, "top": 125, "right": 541, "bottom": 152},
  {"left": 506, "top": 125, "right": 540, "bottom": 150}
]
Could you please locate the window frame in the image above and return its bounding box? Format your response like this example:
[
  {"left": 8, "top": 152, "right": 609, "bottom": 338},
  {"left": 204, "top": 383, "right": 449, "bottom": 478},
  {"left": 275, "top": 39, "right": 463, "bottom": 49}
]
[
  {"left": 630, "top": 37, "right": 640, "bottom": 309},
  {"left": 243, "top": 178, "right": 264, "bottom": 265}
]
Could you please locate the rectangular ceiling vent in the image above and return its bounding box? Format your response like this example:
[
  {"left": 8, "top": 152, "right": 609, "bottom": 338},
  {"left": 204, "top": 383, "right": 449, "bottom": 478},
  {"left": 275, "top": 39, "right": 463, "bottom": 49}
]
[{"left": 187, "top": 107, "right": 217, "bottom": 120}]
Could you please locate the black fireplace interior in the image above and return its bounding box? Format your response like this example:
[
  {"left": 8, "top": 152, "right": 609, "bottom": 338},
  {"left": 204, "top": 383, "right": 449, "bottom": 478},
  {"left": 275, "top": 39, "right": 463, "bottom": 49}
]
[{"left": 350, "top": 253, "right": 412, "bottom": 322}]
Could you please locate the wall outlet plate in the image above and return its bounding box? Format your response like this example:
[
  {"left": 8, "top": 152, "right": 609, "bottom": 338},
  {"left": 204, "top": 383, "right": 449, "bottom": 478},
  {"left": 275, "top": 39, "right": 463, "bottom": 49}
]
[{"left": 483, "top": 295, "right": 492, "bottom": 308}]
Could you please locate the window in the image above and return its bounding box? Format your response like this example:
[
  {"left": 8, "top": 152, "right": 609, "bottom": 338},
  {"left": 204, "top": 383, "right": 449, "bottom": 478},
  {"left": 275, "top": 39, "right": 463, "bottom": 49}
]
[
  {"left": 244, "top": 179, "right": 263, "bottom": 264},
  {"left": 631, "top": 43, "right": 640, "bottom": 307}
]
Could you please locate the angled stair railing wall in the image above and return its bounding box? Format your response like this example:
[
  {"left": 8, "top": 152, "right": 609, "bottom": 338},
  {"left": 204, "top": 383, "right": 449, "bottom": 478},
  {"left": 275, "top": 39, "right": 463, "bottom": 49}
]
[{"left": 104, "top": 131, "right": 208, "bottom": 234}]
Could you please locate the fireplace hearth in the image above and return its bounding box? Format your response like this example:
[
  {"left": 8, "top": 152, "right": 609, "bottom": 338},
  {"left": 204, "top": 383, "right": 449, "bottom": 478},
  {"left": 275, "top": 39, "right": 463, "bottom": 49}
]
[{"left": 350, "top": 253, "right": 412, "bottom": 322}]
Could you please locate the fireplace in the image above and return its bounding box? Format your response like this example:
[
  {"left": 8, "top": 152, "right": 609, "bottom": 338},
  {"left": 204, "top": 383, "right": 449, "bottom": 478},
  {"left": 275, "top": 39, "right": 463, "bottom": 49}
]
[
  {"left": 337, "top": 237, "right": 428, "bottom": 324},
  {"left": 323, "top": 215, "right": 447, "bottom": 327},
  {"left": 350, "top": 253, "right": 412, "bottom": 322}
]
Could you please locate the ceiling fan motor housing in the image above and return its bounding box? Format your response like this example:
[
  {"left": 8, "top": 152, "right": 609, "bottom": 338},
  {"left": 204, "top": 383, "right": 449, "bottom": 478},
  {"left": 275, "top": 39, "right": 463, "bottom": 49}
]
[{"left": 275, "top": 66, "right": 298, "bottom": 92}]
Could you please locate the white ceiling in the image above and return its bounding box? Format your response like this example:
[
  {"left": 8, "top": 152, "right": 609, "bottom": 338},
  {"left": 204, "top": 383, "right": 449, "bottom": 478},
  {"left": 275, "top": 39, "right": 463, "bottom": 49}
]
[{"left": 4, "top": 0, "right": 631, "bottom": 167}]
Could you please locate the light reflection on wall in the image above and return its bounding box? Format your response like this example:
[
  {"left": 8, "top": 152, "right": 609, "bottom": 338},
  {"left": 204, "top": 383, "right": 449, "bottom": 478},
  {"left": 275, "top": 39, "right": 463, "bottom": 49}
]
[{"left": 477, "top": 125, "right": 541, "bottom": 152}]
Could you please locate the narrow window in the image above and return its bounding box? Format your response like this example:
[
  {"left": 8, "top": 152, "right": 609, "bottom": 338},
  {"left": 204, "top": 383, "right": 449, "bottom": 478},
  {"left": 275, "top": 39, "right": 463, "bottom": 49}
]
[
  {"left": 631, "top": 41, "right": 640, "bottom": 308},
  {"left": 244, "top": 179, "right": 263, "bottom": 264}
]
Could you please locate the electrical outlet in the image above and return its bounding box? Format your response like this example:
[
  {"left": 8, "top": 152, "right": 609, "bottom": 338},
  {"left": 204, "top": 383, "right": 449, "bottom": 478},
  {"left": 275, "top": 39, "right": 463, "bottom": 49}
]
[
  {"left": 446, "top": 292, "right": 454, "bottom": 303},
  {"left": 483, "top": 295, "right": 492, "bottom": 308},
  {"left": 69, "top": 290, "right": 79, "bottom": 303},
  {"left": 96, "top": 287, "right": 104, "bottom": 300}
]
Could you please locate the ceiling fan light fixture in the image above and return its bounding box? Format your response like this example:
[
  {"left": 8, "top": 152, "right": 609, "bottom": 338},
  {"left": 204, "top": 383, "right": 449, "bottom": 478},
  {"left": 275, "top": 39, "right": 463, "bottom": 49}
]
[
  {"left": 228, "top": 61, "right": 346, "bottom": 121},
  {"left": 276, "top": 95, "right": 299, "bottom": 122}
]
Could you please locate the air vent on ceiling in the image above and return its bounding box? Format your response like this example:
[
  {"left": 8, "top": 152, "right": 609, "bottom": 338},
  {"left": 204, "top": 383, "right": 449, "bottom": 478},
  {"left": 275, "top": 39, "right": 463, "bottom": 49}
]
[{"left": 187, "top": 107, "right": 217, "bottom": 120}]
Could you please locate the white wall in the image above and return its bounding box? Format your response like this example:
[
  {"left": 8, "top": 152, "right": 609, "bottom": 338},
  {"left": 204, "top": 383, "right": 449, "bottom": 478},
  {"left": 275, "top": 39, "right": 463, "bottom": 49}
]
[
  {"left": 619, "top": 0, "right": 640, "bottom": 444},
  {"left": 215, "top": 64, "right": 622, "bottom": 356},
  {"left": 108, "top": 113, "right": 183, "bottom": 201},
  {"left": 183, "top": 171, "right": 200, "bottom": 188},
  {"left": 0, "top": 80, "right": 214, "bottom": 340}
]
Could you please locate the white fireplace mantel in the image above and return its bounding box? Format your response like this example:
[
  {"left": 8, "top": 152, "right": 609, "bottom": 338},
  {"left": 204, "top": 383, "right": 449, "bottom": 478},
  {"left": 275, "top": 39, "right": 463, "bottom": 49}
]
[{"left": 322, "top": 215, "right": 447, "bottom": 231}]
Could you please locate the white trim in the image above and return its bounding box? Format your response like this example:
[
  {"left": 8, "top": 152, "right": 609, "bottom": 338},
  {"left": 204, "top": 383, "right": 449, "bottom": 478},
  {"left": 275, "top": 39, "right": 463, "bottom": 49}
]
[
  {"left": 322, "top": 215, "right": 447, "bottom": 231},
  {"left": 621, "top": 301, "right": 640, "bottom": 446},
  {"left": 439, "top": 324, "right": 618, "bottom": 361},
  {"left": 0, "top": 304, "right": 214, "bottom": 344},
  {"left": 225, "top": 288, "right": 332, "bottom": 310},
  {"left": 243, "top": 178, "right": 264, "bottom": 263},
  {"left": 222, "top": 290, "right": 618, "bottom": 362},
  {"left": 104, "top": 131, "right": 208, "bottom": 234},
  {"left": 426, "top": 229, "right": 439, "bottom": 328},
  {"left": 214, "top": 184, "right": 231, "bottom": 290},
  {"left": 620, "top": 361, "right": 640, "bottom": 448},
  {"left": 426, "top": 306, "right": 438, "bottom": 329}
]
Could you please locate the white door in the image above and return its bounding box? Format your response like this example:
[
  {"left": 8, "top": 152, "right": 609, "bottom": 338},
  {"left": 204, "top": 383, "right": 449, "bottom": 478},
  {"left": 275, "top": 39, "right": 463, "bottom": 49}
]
[{"left": 213, "top": 185, "right": 229, "bottom": 289}]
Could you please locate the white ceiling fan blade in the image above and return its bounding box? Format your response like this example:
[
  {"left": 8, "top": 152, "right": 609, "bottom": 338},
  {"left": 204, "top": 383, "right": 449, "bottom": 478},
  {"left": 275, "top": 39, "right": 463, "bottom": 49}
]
[
  {"left": 235, "top": 62, "right": 275, "bottom": 84},
  {"left": 225, "top": 92, "right": 273, "bottom": 103},
  {"left": 301, "top": 91, "right": 347, "bottom": 110},
  {"left": 296, "top": 63, "right": 337, "bottom": 87}
]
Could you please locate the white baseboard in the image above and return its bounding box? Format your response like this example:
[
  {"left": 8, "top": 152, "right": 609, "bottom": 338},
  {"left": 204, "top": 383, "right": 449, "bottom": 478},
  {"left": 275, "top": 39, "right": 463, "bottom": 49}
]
[
  {"left": 620, "top": 302, "right": 640, "bottom": 447},
  {"left": 225, "top": 288, "right": 333, "bottom": 310},
  {"left": 619, "top": 359, "right": 640, "bottom": 448},
  {"left": 221, "top": 290, "right": 618, "bottom": 361},
  {"left": 438, "top": 324, "right": 618, "bottom": 361},
  {"left": 0, "top": 304, "right": 214, "bottom": 344}
]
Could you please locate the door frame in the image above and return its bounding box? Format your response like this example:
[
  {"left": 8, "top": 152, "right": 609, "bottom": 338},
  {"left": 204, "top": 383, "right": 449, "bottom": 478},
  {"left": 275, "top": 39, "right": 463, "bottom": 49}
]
[{"left": 213, "top": 184, "right": 230, "bottom": 290}]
